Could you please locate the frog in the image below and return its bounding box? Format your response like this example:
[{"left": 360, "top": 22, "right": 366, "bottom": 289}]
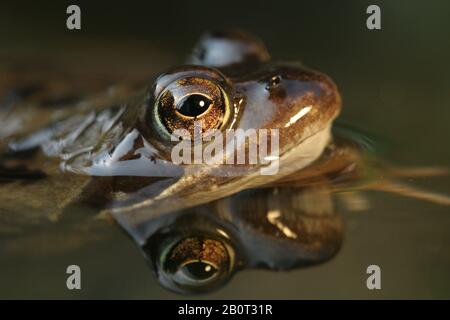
[{"left": 0, "top": 30, "right": 448, "bottom": 294}]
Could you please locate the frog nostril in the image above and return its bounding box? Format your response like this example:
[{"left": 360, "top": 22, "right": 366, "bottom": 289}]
[{"left": 265, "top": 75, "right": 281, "bottom": 90}]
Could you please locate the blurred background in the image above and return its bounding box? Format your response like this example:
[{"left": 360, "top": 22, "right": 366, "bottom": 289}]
[{"left": 0, "top": 0, "right": 449, "bottom": 299}]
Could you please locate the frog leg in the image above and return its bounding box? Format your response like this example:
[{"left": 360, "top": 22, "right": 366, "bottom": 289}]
[{"left": 265, "top": 151, "right": 450, "bottom": 206}]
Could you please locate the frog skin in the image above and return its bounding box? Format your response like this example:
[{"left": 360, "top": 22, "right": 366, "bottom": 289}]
[{"left": 1, "top": 31, "right": 448, "bottom": 294}]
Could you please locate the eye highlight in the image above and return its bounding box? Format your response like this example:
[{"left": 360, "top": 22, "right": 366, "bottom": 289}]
[{"left": 153, "top": 76, "right": 230, "bottom": 138}]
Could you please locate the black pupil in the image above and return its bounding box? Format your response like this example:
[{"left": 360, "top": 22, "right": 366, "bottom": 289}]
[
  {"left": 181, "top": 261, "right": 218, "bottom": 280},
  {"left": 176, "top": 95, "right": 211, "bottom": 117}
]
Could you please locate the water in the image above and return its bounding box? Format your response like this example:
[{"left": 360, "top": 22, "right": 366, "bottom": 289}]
[{"left": 0, "top": 0, "right": 449, "bottom": 299}]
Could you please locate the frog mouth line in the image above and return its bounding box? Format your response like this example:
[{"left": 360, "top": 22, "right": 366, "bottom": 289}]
[{"left": 110, "top": 124, "right": 332, "bottom": 245}]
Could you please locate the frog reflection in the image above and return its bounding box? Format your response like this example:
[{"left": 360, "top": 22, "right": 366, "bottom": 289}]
[
  {"left": 1, "top": 30, "right": 449, "bottom": 295},
  {"left": 141, "top": 185, "right": 341, "bottom": 294}
]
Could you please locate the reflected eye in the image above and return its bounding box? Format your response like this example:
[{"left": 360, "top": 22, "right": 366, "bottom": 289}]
[
  {"left": 153, "top": 77, "right": 230, "bottom": 138},
  {"left": 159, "top": 237, "right": 234, "bottom": 293}
]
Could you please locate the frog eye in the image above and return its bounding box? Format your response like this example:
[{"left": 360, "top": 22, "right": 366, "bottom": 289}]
[
  {"left": 152, "top": 77, "right": 231, "bottom": 138},
  {"left": 159, "top": 237, "right": 234, "bottom": 293}
]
